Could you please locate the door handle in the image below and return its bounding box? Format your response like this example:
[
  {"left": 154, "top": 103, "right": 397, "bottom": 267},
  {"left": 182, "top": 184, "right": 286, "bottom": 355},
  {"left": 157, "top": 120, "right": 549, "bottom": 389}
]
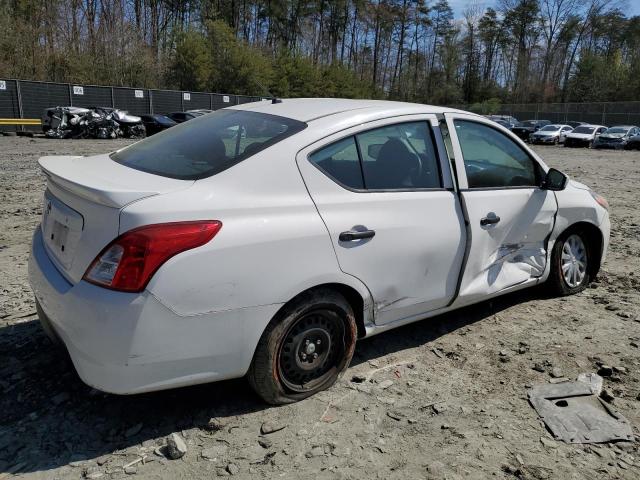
[
  {"left": 480, "top": 215, "right": 501, "bottom": 226},
  {"left": 339, "top": 229, "right": 376, "bottom": 242}
]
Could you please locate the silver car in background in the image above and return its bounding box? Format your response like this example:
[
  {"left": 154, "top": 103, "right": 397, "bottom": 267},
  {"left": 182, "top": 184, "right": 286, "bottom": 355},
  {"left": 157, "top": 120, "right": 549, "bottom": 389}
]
[{"left": 530, "top": 124, "right": 573, "bottom": 145}]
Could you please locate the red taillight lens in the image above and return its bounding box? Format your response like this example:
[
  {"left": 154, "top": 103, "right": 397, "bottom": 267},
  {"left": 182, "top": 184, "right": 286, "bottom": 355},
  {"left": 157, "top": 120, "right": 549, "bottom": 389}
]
[{"left": 84, "top": 221, "right": 222, "bottom": 292}]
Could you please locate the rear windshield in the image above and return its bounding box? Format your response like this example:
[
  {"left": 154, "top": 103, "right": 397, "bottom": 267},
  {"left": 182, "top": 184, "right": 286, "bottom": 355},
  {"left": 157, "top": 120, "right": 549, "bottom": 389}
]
[
  {"left": 573, "top": 126, "right": 595, "bottom": 134},
  {"left": 111, "top": 110, "right": 306, "bottom": 180}
]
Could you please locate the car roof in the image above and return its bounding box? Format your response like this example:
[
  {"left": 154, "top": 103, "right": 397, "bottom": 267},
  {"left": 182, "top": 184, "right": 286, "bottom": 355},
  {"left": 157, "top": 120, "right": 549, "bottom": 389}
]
[{"left": 227, "top": 98, "right": 468, "bottom": 123}]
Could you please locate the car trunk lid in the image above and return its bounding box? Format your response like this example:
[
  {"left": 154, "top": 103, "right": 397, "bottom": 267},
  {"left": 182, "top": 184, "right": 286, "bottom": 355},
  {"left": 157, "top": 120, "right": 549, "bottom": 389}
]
[{"left": 38, "top": 154, "right": 193, "bottom": 283}]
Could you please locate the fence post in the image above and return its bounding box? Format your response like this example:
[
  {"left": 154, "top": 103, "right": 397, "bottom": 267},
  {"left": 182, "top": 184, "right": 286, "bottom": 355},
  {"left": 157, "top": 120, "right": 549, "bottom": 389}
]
[
  {"left": 209, "top": 93, "right": 213, "bottom": 110},
  {"left": 15, "top": 80, "right": 24, "bottom": 132},
  {"left": 110, "top": 87, "right": 115, "bottom": 108},
  {"left": 68, "top": 84, "right": 73, "bottom": 107},
  {"left": 149, "top": 90, "right": 154, "bottom": 114},
  {"left": 602, "top": 103, "right": 606, "bottom": 126},
  {"left": 181, "top": 92, "right": 184, "bottom": 112}
]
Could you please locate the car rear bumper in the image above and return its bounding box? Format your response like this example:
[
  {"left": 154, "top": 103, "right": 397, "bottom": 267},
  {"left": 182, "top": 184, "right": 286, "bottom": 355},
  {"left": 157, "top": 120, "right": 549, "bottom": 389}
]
[{"left": 28, "top": 227, "right": 281, "bottom": 394}]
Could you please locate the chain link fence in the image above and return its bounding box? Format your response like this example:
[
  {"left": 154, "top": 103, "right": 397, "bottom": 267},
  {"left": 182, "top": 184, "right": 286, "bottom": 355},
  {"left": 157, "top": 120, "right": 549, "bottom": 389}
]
[
  {"left": 452, "top": 101, "right": 640, "bottom": 127},
  {"left": 0, "top": 79, "right": 267, "bottom": 131}
]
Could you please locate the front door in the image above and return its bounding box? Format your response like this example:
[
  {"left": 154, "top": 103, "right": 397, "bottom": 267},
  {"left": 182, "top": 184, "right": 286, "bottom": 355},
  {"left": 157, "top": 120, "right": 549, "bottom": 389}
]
[
  {"left": 297, "top": 116, "right": 466, "bottom": 325},
  {"left": 443, "top": 113, "right": 557, "bottom": 306}
]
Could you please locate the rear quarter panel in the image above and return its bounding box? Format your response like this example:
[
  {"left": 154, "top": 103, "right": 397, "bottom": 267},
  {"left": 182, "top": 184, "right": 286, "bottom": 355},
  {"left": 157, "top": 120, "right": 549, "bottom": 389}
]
[{"left": 120, "top": 136, "right": 371, "bottom": 317}]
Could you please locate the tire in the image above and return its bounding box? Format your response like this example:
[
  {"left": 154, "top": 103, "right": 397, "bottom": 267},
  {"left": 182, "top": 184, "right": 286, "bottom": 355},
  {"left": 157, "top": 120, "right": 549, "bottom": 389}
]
[
  {"left": 547, "top": 230, "right": 592, "bottom": 296},
  {"left": 247, "top": 288, "right": 357, "bottom": 404},
  {"left": 554, "top": 137, "right": 559, "bottom": 145}
]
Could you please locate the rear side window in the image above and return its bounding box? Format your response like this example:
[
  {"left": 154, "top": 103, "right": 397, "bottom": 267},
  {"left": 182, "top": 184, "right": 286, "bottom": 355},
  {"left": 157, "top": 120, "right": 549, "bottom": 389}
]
[
  {"left": 111, "top": 110, "right": 306, "bottom": 180},
  {"left": 309, "top": 122, "right": 442, "bottom": 191},
  {"left": 308, "top": 137, "right": 364, "bottom": 189}
]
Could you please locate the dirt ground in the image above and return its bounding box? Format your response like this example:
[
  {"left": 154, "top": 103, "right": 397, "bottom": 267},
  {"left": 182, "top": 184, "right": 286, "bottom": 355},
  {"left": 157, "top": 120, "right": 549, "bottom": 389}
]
[{"left": 0, "top": 136, "right": 639, "bottom": 480}]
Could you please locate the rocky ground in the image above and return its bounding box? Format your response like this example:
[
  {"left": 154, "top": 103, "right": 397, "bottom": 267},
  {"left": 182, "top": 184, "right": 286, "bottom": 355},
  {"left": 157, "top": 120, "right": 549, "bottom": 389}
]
[{"left": 0, "top": 136, "right": 639, "bottom": 480}]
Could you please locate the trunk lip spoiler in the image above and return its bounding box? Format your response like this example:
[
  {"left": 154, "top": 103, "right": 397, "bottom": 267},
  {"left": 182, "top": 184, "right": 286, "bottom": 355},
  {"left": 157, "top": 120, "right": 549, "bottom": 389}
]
[{"left": 38, "top": 155, "right": 194, "bottom": 209}]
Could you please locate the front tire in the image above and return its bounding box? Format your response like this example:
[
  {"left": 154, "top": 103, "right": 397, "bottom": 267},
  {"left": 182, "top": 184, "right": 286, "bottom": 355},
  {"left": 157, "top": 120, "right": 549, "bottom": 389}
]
[
  {"left": 547, "top": 230, "right": 591, "bottom": 295},
  {"left": 248, "top": 289, "right": 357, "bottom": 404}
]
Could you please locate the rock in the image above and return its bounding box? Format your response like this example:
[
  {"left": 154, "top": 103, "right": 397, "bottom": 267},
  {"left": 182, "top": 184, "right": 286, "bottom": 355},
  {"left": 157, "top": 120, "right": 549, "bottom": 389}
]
[
  {"left": 533, "top": 363, "right": 546, "bottom": 373},
  {"left": 52, "top": 392, "right": 70, "bottom": 405},
  {"left": 540, "top": 437, "right": 558, "bottom": 449},
  {"left": 597, "top": 365, "right": 613, "bottom": 377},
  {"left": 165, "top": 433, "right": 187, "bottom": 460},
  {"left": 613, "top": 366, "right": 627, "bottom": 374},
  {"left": 124, "top": 466, "right": 137, "bottom": 475},
  {"left": 202, "top": 444, "right": 229, "bottom": 461},
  {"left": 226, "top": 463, "right": 239, "bottom": 475},
  {"left": 258, "top": 437, "right": 272, "bottom": 449},
  {"left": 84, "top": 468, "right": 104, "bottom": 479},
  {"left": 260, "top": 421, "right": 286, "bottom": 435},
  {"left": 378, "top": 379, "right": 394, "bottom": 389},
  {"left": 549, "top": 377, "right": 569, "bottom": 384},
  {"left": 616, "top": 312, "right": 631, "bottom": 319},
  {"left": 550, "top": 367, "right": 563, "bottom": 378},
  {"left": 95, "top": 455, "right": 110, "bottom": 466},
  {"left": 441, "top": 424, "right": 450, "bottom": 430},
  {"left": 605, "top": 304, "right": 620, "bottom": 311},
  {"left": 432, "top": 402, "right": 448, "bottom": 414},
  {"left": 630, "top": 341, "right": 639, "bottom": 348},
  {"left": 350, "top": 375, "right": 366, "bottom": 383},
  {"left": 600, "top": 389, "right": 615, "bottom": 403},
  {"left": 203, "top": 417, "right": 225, "bottom": 432},
  {"left": 124, "top": 423, "right": 143, "bottom": 438},
  {"left": 386, "top": 410, "right": 404, "bottom": 421},
  {"left": 215, "top": 467, "right": 230, "bottom": 476},
  {"left": 499, "top": 350, "right": 508, "bottom": 356}
]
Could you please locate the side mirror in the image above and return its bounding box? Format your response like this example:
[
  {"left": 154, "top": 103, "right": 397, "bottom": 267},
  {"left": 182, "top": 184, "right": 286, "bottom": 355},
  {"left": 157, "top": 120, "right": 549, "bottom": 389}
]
[
  {"left": 367, "top": 144, "right": 382, "bottom": 159},
  {"left": 541, "top": 168, "right": 568, "bottom": 191}
]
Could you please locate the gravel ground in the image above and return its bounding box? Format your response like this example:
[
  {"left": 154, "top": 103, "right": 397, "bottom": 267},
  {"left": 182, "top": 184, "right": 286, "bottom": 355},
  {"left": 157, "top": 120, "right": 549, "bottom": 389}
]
[{"left": 0, "top": 136, "right": 639, "bottom": 480}]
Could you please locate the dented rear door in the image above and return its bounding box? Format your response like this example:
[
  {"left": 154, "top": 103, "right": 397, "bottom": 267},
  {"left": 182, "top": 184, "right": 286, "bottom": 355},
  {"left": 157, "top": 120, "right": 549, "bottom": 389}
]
[{"left": 443, "top": 112, "right": 557, "bottom": 306}]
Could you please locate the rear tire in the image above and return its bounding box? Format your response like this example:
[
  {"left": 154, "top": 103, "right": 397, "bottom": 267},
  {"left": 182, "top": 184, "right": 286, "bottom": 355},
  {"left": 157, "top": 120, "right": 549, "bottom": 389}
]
[
  {"left": 547, "top": 230, "right": 592, "bottom": 296},
  {"left": 247, "top": 289, "right": 357, "bottom": 405}
]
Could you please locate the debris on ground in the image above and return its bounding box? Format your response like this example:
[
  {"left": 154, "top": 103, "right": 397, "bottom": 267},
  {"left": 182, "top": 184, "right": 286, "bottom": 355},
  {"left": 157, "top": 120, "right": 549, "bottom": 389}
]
[{"left": 528, "top": 373, "right": 635, "bottom": 444}]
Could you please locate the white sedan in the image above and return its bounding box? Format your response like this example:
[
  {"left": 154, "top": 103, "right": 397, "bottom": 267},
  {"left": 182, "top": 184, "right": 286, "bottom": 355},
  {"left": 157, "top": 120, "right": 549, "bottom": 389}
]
[
  {"left": 564, "top": 124, "right": 608, "bottom": 148},
  {"left": 530, "top": 124, "right": 574, "bottom": 145},
  {"left": 29, "top": 99, "right": 610, "bottom": 404}
]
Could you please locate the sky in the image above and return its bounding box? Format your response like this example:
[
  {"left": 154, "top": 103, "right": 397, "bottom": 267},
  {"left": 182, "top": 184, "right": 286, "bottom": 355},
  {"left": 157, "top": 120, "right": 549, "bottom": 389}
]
[{"left": 448, "top": 0, "right": 640, "bottom": 18}]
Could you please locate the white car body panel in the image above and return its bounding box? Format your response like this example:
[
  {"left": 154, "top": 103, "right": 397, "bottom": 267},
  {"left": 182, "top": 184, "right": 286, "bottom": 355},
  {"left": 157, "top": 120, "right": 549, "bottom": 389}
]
[{"left": 28, "top": 98, "right": 610, "bottom": 395}]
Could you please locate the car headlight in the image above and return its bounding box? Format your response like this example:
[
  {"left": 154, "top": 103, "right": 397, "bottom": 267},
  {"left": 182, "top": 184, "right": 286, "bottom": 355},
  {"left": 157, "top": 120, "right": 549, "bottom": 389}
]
[{"left": 590, "top": 190, "right": 609, "bottom": 211}]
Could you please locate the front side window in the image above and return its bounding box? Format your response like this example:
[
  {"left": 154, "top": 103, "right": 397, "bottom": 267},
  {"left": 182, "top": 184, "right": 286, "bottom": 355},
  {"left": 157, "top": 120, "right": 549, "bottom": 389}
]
[
  {"left": 309, "top": 122, "right": 442, "bottom": 191},
  {"left": 454, "top": 120, "right": 540, "bottom": 189},
  {"left": 356, "top": 122, "right": 441, "bottom": 189},
  {"left": 111, "top": 110, "right": 306, "bottom": 180}
]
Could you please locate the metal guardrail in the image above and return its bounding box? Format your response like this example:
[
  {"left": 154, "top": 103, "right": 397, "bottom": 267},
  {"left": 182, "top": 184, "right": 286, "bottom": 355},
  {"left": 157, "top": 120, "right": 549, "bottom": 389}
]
[{"left": 0, "top": 79, "right": 267, "bottom": 131}]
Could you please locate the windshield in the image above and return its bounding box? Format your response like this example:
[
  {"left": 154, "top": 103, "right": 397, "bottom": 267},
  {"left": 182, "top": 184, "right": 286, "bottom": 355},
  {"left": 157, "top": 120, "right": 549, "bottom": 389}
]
[
  {"left": 573, "top": 126, "right": 595, "bottom": 134},
  {"left": 605, "top": 127, "right": 629, "bottom": 134},
  {"left": 539, "top": 125, "right": 560, "bottom": 132},
  {"left": 111, "top": 110, "right": 306, "bottom": 180},
  {"left": 520, "top": 121, "right": 537, "bottom": 127}
]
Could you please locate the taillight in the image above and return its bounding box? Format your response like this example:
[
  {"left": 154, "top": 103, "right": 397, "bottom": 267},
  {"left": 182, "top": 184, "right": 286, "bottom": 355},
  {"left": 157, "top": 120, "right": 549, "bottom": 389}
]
[{"left": 84, "top": 221, "right": 222, "bottom": 292}]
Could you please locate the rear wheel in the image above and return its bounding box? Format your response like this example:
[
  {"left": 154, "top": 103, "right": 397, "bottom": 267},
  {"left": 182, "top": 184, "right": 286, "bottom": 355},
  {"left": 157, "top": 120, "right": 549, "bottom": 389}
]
[
  {"left": 547, "top": 230, "right": 591, "bottom": 295},
  {"left": 248, "top": 289, "right": 357, "bottom": 404}
]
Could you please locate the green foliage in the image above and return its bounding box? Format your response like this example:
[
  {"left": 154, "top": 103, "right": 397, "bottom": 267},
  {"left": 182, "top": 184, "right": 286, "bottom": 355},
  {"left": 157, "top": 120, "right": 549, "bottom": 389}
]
[
  {"left": 469, "top": 98, "right": 501, "bottom": 115},
  {"left": 168, "top": 30, "right": 214, "bottom": 91}
]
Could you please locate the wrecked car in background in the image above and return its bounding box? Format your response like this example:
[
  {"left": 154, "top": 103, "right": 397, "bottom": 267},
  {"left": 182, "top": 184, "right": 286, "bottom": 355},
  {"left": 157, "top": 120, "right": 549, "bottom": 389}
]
[
  {"left": 29, "top": 99, "right": 610, "bottom": 405},
  {"left": 41, "top": 106, "right": 146, "bottom": 139}
]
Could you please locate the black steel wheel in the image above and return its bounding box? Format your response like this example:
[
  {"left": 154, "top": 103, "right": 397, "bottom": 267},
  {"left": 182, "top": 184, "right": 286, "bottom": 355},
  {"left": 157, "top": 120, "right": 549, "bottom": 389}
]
[{"left": 248, "top": 289, "right": 357, "bottom": 404}]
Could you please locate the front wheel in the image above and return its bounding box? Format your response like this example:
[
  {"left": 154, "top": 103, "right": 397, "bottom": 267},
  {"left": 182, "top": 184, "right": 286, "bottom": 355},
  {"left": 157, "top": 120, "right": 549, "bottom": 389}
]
[
  {"left": 547, "top": 231, "right": 591, "bottom": 295},
  {"left": 248, "top": 289, "right": 357, "bottom": 404}
]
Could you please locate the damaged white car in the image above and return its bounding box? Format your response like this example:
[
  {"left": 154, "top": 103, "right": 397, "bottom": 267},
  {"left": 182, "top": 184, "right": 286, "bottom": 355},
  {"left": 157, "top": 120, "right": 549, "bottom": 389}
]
[{"left": 29, "top": 99, "right": 610, "bottom": 404}]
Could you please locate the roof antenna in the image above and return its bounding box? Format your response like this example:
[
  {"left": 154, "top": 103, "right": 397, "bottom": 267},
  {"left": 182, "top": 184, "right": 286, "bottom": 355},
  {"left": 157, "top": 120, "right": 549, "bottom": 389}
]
[{"left": 256, "top": 81, "right": 282, "bottom": 104}]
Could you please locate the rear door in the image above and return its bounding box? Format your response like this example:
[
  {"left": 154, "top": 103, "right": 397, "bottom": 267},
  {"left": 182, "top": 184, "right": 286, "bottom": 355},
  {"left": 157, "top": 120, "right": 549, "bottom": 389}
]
[
  {"left": 443, "top": 113, "right": 557, "bottom": 307},
  {"left": 297, "top": 115, "right": 465, "bottom": 325}
]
